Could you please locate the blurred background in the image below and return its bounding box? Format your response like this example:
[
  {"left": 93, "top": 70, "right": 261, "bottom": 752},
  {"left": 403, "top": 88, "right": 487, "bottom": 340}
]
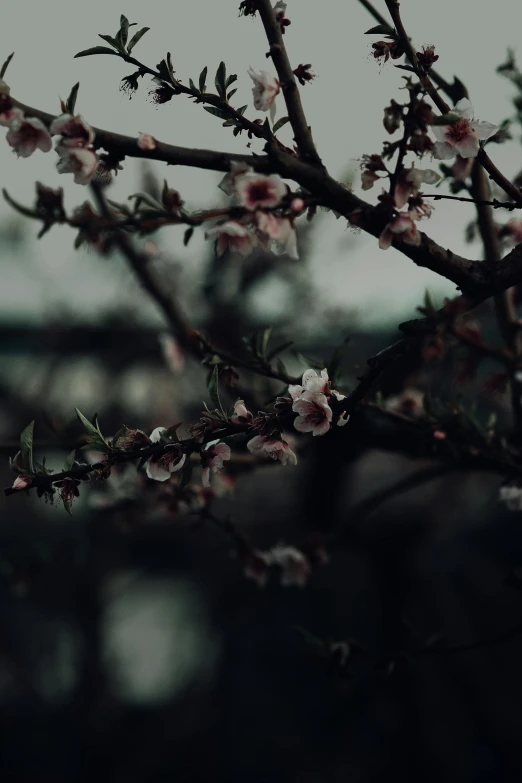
[{"left": 2, "top": 1, "right": 522, "bottom": 781}]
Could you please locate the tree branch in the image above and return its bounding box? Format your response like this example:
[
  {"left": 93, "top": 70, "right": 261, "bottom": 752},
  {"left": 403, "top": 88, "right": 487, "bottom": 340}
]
[{"left": 255, "top": 0, "right": 324, "bottom": 169}]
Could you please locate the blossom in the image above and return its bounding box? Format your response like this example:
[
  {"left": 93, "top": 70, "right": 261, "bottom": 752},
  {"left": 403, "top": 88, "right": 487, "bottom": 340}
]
[
  {"left": 501, "top": 218, "right": 522, "bottom": 246},
  {"left": 235, "top": 172, "right": 287, "bottom": 211},
  {"left": 248, "top": 68, "right": 281, "bottom": 121},
  {"left": 499, "top": 485, "right": 522, "bottom": 512},
  {"left": 293, "top": 390, "right": 333, "bottom": 436},
  {"left": 56, "top": 145, "right": 98, "bottom": 185},
  {"left": 205, "top": 220, "right": 257, "bottom": 256},
  {"left": 266, "top": 544, "right": 311, "bottom": 587},
  {"left": 231, "top": 399, "right": 253, "bottom": 424},
  {"left": 200, "top": 439, "right": 231, "bottom": 487},
  {"left": 137, "top": 132, "right": 157, "bottom": 150},
  {"left": 247, "top": 434, "right": 297, "bottom": 465},
  {"left": 11, "top": 473, "right": 32, "bottom": 491},
  {"left": 255, "top": 211, "right": 298, "bottom": 259},
  {"left": 394, "top": 164, "right": 440, "bottom": 209},
  {"left": 383, "top": 388, "right": 424, "bottom": 418},
  {"left": 218, "top": 160, "right": 253, "bottom": 196},
  {"left": 6, "top": 114, "right": 52, "bottom": 157},
  {"left": 379, "top": 210, "right": 421, "bottom": 250},
  {"left": 145, "top": 427, "right": 186, "bottom": 481},
  {"left": 50, "top": 113, "right": 95, "bottom": 147},
  {"left": 431, "top": 99, "right": 497, "bottom": 160},
  {"left": 54, "top": 477, "right": 81, "bottom": 508}
]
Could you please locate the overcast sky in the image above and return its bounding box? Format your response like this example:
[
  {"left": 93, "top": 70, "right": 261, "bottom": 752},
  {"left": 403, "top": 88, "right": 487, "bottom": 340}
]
[{"left": 0, "top": 0, "right": 521, "bottom": 328}]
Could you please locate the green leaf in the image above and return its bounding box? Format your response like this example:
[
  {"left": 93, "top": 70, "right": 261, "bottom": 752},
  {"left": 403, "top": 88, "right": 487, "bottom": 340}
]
[
  {"left": 215, "top": 60, "right": 227, "bottom": 98},
  {"left": 394, "top": 64, "right": 416, "bottom": 73},
  {"left": 272, "top": 116, "right": 290, "bottom": 133},
  {"left": 203, "top": 105, "right": 231, "bottom": 121},
  {"left": 2, "top": 189, "right": 39, "bottom": 219},
  {"left": 98, "top": 34, "right": 123, "bottom": 51},
  {"left": 166, "top": 52, "right": 176, "bottom": 82},
  {"left": 128, "top": 192, "right": 164, "bottom": 211},
  {"left": 189, "top": 78, "right": 197, "bottom": 92},
  {"left": 65, "top": 82, "right": 80, "bottom": 114},
  {"left": 327, "top": 337, "right": 350, "bottom": 384},
  {"left": 365, "top": 24, "right": 395, "bottom": 36},
  {"left": 225, "top": 73, "right": 237, "bottom": 88},
  {"left": 183, "top": 227, "right": 194, "bottom": 246},
  {"left": 267, "top": 341, "right": 293, "bottom": 361},
  {"left": 127, "top": 26, "right": 150, "bottom": 54},
  {"left": 237, "top": 105, "right": 248, "bottom": 115},
  {"left": 226, "top": 88, "right": 237, "bottom": 101},
  {"left": 74, "top": 46, "right": 120, "bottom": 58},
  {"left": 62, "top": 449, "right": 77, "bottom": 471},
  {"left": 276, "top": 358, "right": 289, "bottom": 379},
  {"left": 208, "top": 365, "right": 225, "bottom": 416},
  {"left": 178, "top": 455, "right": 193, "bottom": 490},
  {"left": 260, "top": 326, "right": 272, "bottom": 358},
  {"left": 0, "top": 52, "right": 14, "bottom": 79},
  {"left": 199, "top": 66, "right": 208, "bottom": 92},
  {"left": 118, "top": 15, "right": 130, "bottom": 47},
  {"left": 75, "top": 408, "right": 101, "bottom": 440},
  {"left": 20, "top": 421, "right": 34, "bottom": 473},
  {"left": 163, "top": 422, "right": 182, "bottom": 441}
]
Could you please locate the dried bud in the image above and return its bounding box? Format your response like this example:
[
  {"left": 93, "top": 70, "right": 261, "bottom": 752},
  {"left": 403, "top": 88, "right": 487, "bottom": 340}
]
[
  {"left": 417, "top": 45, "right": 439, "bottom": 71},
  {"left": 293, "top": 64, "right": 315, "bottom": 86},
  {"left": 239, "top": 0, "right": 257, "bottom": 16},
  {"left": 35, "top": 182, "right": 65, "bottom": 222},
  {"left": 113, "top": 426, "right": 151, "bottom": 451},
  {"left": 411, "top": 101, "right": 434, "bottom": 132},
  {"left": 383, "top": 100, "right": 403, "bottom": 134},
  {"left": 407, "top": 132, "right": 434, "bottom": 155}
]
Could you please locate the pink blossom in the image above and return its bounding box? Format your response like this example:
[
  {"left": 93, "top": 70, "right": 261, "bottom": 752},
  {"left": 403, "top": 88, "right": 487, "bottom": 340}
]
[
  {"left": 56, "top": 145, "right": 98, "bottom": 185},
  {"left": 235, "top": 172, "right": 287, "bottom": 211},
  {"left": 394, "top": 164, "right": 440, "bottom": 209},
  {"left": 292, "top": 390, "right": 333, "bottom": 436},
  {"left": 247, "top": 434, "right": 297, "bottom": 465},
  {"left": 255, "top": 211, "right": 298, "bottom": 259},
  {"left": 503, "top": 219, "right": 522, "bottom": 245},
  {"left": 0, "top": 104, "right": 21, "bottom": 128},
  {"left": 205, "top": 220, "right": 257, "bottom": 257},
  {"left": 379, "top": 210, "right": 421, "bottom": 250},
  {"left": 158, "top": 333, "right": 185, "bottom": 373},
  {"left": 266, "top": 544, "right": 311, "bottom": 587},
  {"left": 499, "top": 485, "right": 522, "bottom": 512},
  {"left": 231, "top": 399, "right": 253, "bottom": 424},
  {"left": 289, "top": 368, "right": 329, "bottom": 399},
  {"left": 6, "top": 114, "right": 52, "bottom": 157},
  {"left": 361, "top": 170, "right": 381, "bottom": 191},
  {"left": 248, "top": 68, "right": 281, "bottom": 122},
  {"left": 145, "top": 427, "right": 186, "bottom": 481},
  {"left": 137, "top": 132, "right": 157, "bottom": 150},
  {"left": 201, "top": 439, "right": 231, "bottom": 487},
  {"left": 218, "top": 160, "right": 253, "bottom": 196},
  {"left": 50, "top": 113, "right": 95, "bottom": 147},
  {"left": 383, "top": 388, "right": 424, "bottom": 418},
  {"left": 12, "top": 473, "right": 32, "bottom": 491},
  {"left": 290, "top": 197, "right": 305, "bottom": 213},
  {"left": 431, "top": 99, "right": 497, "bottom": 160}
]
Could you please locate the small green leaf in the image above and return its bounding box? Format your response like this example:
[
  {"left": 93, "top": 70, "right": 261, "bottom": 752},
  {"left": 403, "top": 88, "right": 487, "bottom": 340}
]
[
  {"left": 237, "top": 105, "right": 248, "bottom": 115},
  {"left": 127, "top": 26, "right": 150, "bottom": 54},
  {"left": 2, "top": 189, "right": 39, "bottom": 219},
  {"left": 62, "top": 449, "right": 77, "bottom": 471},
  {"left": 260, "top": 326, "right": 272, "bottom": 358},
  {"left": 118, "top": 15, "right": 130, "bottom": 47},
  {"left": 0, "top": 52, "right": 14, "bottom": 79},
  {"left": 128, "top": 192, "right": 164, "bottom": 211},
  {"left": 74, "top": 46, "right": 120, "bottom": 58},
  {"left": 189, "top": 78, "right": 197, "bottom": 92},
  {"left": 75, "top": 408, "right": 101, "bottom": 440},
  {"left": 199, "top": 66, "right": 208, "bottom": 92},
  {"left": 98, "top": 34, "right": 123, "bottom": 50},
  {"left": 163, "top": 423, "right": 183, "bottom": 441},
  {"left": 203, "top": 105, "right": 231, "bottom": 121},
  {"left": 184, "top": 227, "right": 194, "bottom": 246},
  {"left": 20, "top": 421, "right": 34, "bottom": 474},
  {"left": 365, "top": 24, "right": 395, "bottom": 36},
  {"left": 166, "top": 52, "right": 176, "bottom": 82},
  {"left": 215, "top": 60, "right": 227, "bottom": 98},
  {"left": 225, "top": 73, "right": 237, "bottom": 88},
  {"left": 65, "top": 82, "right": 80, "bottom": 114},
  {"left": 394, "top": 64, "right": 416, "bottom": 73},
  {"left": 273, "top": 116, "right": 290, "bottom": 133},
  {"left": 226, "top": 88, "right": 237, "bottom": 101},
  {"left": 208, "top": 365, "right": 226, "bottom": 416}
]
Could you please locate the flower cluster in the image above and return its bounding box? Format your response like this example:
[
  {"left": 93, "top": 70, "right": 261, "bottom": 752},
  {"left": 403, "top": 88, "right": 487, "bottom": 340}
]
[
  {"left": 288, "top": 368, "right": 349, "bottom": 436},
  {"left": 206, "top": 165, "right": 299, "bottom": 259},
  {"left": 51, "top": 113, "right": 98, "bottom": 184}
]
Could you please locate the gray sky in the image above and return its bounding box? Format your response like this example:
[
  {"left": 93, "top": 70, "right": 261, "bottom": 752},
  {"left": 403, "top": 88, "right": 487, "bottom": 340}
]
[{"left": 0, "top": 0, "right": 520, "bottom": 328}]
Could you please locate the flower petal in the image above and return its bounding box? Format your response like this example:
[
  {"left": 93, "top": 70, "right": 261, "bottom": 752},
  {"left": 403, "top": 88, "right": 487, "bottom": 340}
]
[
  {"left": 455, "top": 133, "right": 479, "bottom": 159},
  {"left": 472, "top": 119, "right": 498, "bottom": 141},
  {"left": 432, "top": 141, "right": 456, "bottom": 160},
  {"left": 454, "top": 98, "right": 474, "bottom": 119}
]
